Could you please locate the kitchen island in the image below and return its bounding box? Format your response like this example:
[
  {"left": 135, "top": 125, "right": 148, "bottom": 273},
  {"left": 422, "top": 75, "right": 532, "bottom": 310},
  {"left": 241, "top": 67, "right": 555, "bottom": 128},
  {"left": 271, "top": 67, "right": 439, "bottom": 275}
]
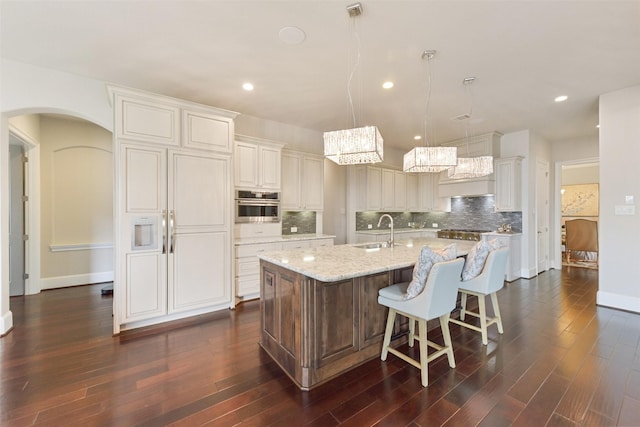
[{"left": 257, "top": 237, "right": 476, "bottom": 390}]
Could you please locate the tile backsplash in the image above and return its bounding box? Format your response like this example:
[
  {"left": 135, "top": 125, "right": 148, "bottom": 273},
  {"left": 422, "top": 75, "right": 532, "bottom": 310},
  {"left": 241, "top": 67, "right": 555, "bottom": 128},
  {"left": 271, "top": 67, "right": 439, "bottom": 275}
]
[
  {"left": 282, "top": 211, "right": 317, "bottom": 235},
  {"left": 355, "top": 196, "right": 522, "bottom": 232}
]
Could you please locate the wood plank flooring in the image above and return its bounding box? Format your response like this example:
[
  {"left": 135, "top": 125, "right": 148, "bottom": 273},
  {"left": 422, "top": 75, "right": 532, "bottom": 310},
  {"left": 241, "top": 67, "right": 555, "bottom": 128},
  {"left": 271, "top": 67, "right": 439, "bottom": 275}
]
[{"left": 2, "top": 266, "right": 640, "bottom": 426}]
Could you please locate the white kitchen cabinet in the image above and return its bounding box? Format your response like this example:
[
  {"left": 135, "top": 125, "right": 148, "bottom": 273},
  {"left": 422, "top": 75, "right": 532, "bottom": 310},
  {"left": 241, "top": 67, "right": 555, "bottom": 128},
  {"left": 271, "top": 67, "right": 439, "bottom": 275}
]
[
  {"left": 309, "top": 238, "right": 334, "bottom": 248},
  {"left": 281, "top": 240, "right": 310, "bottom": 250},
  {"left": 381, "top": 169, "right": 395, "bottom": 210},
  {"left": 113, "top": 86, "right": 236, "bottom": 330},
  {"left": 234, "top": 136, "right": 283, "bottom": 190},
  {"left": 281, "top": 150, "right": 324, "bottom": 211},
  {"left": 115, "top": 92, "right": 180, "bottom": 147},
  {"left": 405, "top": 174, "right": 420, "bottom": 211},
  {"left": 355, "top": 166, "right": 382, "bottom": 211},
  {"left": 494, "top": 156, "right": 523, "bottom": 212},
  {"left": 119, "top": 143, "right": 233, "bottom": 323},
  {"left": 420, "top": 229, "right": 438, "bottom": 238},
  {"left": 235, "top": 236, "right": 334, "bottom": 303},
  {"left": 235, "top": 241, "right": 282, "bottom": 302},
  {"left": 419, "top": 173, "right": 451, "bottom": 212},
  {"left": 483, "top": 232, "right": 522, "bottom": 281},
  {"left": 381, "top": 169, "right": 406, "bottom": 211},
  {"left": 394, "top": 171, "right": 406, "bottom": 211},
  {"left": 182, "top": 108, "right": 234, "bottom": 153}
]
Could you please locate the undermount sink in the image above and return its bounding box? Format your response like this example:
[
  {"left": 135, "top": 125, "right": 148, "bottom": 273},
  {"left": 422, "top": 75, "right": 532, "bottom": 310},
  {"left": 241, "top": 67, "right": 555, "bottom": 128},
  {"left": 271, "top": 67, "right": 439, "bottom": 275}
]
[{"left": 352, "top": 242, "right": 395, "bottom": 249}]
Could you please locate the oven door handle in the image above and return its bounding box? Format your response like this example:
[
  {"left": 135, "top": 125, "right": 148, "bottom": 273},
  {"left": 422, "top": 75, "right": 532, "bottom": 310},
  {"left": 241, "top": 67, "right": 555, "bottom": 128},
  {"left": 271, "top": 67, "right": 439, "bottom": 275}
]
[{"left": 236, "top": 199, "right": 279, "bottom": 206}]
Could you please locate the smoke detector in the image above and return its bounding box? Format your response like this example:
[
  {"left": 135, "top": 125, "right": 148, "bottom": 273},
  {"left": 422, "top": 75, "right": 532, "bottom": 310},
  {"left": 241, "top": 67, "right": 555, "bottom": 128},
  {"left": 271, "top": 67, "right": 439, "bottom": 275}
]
[{"left": 347, "top": 3, "right": 363, "bottom": 17}]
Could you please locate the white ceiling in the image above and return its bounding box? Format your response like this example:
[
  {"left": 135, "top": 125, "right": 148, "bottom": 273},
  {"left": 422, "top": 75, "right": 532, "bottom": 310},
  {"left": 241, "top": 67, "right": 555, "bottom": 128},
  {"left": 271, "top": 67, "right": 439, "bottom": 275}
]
[{"left": 2, "top": 1, "right": 640, "bottom": 152}]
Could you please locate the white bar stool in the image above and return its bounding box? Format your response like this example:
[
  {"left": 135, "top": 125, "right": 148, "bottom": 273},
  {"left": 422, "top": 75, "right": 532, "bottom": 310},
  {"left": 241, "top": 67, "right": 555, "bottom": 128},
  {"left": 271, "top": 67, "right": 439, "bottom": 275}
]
[{"left": 378, "top": 257, "right": 464, "bottom": 387}]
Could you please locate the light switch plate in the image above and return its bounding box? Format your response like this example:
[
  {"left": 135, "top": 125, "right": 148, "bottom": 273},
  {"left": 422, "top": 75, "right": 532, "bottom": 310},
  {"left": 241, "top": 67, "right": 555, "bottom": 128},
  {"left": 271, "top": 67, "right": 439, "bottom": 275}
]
[
  {"left": 615, "top": 205, "right": 635, "bottom": 215},
  {"left": 291, "top": 226, "right": 298, "bottom": 233},
  {"left": 432, "top": 223, "right": 438, "bottom": 228},
  {"left": 367, "top": 224, "right": 372, "bottom": 229}
]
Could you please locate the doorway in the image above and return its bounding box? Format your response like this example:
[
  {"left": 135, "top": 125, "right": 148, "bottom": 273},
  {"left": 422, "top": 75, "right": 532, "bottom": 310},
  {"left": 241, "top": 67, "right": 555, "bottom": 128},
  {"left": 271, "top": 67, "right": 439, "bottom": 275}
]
[
  {"left": 7, "top": 113, "right": 114, "bottom": 320},
  {"left": 9, "top": 137, "right": 26, "bottom": 296},
  {"left": 553, "top": 158, "right": 600, "bottom": 269}
]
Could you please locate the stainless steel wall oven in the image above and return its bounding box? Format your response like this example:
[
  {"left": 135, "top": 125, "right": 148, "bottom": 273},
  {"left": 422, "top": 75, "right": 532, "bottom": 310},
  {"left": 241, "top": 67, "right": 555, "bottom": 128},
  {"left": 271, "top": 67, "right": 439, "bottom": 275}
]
[{"left": 235, "top": 190, "right": 280, "bottom": 223}]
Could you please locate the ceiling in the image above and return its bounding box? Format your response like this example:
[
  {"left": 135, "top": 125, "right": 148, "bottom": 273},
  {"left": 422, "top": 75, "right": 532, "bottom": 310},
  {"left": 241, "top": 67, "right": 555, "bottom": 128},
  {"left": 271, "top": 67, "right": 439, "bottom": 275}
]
[{"left": 2, "top": 1, "right": 640, "bottom": 152}]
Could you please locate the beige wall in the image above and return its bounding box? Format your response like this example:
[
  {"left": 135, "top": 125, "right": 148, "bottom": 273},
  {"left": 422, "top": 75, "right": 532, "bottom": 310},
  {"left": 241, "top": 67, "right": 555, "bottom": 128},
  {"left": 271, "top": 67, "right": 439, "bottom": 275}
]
[
  {"left": 598, "top": 84, "right": 640, "bottom": 312},
  {"left": 39, "top": 116, "right": 113, "bottom": 285},
  {"left": 562, "top": 164, "right": 599, "bottom": 185}
]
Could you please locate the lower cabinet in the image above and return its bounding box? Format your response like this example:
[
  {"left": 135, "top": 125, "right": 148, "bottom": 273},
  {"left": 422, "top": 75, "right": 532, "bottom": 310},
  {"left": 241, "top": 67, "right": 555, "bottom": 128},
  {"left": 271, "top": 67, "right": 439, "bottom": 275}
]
[
  {"left": 235, "top": 237, "right": 334, "bottom": 304},
  {"left": 483, "top": 233, "right": 522, "bottom": 281},
  {"left": 235, "top": 242, "right": 282, "bottom": 303}
]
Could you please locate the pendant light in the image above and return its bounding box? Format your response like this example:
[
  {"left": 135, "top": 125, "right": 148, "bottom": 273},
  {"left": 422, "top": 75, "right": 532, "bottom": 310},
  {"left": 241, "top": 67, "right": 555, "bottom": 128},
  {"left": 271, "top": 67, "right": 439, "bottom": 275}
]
[
  {"left": 447, "top": 77, "right": 493, "bottom": 179},
  {"left": 403, "top": 50, "right": 457, "bottom": 173},
  {"left": 324, "top": 2, "right": 383, "bottom": 165}
]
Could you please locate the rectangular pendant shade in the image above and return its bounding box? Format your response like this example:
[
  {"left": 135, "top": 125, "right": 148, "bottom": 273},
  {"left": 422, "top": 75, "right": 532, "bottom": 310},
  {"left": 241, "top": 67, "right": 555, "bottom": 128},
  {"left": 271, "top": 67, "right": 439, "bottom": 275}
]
[
  {"left": 447, "top": 156, "right": 494, "bottom": 179},
  {"left": 403, "top": 146, "right": 457, "bottom": 173},
  {"left": 324, "top": 125, "right": 383, "bottom": 165}
]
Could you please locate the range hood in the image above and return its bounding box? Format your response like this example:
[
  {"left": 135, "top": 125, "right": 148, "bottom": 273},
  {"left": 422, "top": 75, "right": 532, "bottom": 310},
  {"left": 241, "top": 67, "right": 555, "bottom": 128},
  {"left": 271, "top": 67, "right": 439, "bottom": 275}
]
[
  {"left": 436, "top": 131, "right": 501, "bottom": 197},
  {"left": 438, "top": 174, "right": 495, "bottom": 197}
]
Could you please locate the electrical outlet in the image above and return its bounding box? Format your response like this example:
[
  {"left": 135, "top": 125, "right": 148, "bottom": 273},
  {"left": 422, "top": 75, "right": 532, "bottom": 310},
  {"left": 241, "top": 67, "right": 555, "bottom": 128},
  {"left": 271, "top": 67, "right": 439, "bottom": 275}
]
[
  {"left": 432, "top": 223, "right": 438, "bottom": 228},
  {"left": 367, "top": 224, "right": 372, "bottom": 229},
  {"left": 291, "top": 226, "right": 298, "bottom": 233}
]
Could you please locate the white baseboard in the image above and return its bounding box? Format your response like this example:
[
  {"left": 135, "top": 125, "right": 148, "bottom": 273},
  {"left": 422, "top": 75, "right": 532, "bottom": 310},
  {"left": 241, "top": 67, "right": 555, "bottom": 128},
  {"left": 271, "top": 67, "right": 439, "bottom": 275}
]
[
  {"left": 1, "top": 310, "right": 14, "bottom": 336},
  {"left": 40, "top": 271, "right": 114, "bottom": 290},
  {"left": 597, "top": 291, "right": 640, "bottom": 314}
]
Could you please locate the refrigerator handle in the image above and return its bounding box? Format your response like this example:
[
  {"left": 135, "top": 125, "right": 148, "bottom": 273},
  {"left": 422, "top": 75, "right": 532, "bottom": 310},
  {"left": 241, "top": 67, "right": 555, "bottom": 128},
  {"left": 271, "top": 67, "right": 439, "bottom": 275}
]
[
  {"left": 169, "top": 211, "right": 175, "bottom": 254},
  {"left": 161, "top": 210, "right": 167, "bottom": 254}
]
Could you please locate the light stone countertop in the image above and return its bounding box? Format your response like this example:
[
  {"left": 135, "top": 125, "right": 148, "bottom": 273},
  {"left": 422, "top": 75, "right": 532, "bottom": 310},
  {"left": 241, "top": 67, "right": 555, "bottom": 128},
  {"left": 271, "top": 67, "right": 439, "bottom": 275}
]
[
  {"left": 235, "top": 233, "right": 336, "bottom": 245},
  {"left": 355, "top": 228, "right": 440, "bottom": 235},
  {"left": 257, "top": 237, "right": 476, "bottom": 282}
]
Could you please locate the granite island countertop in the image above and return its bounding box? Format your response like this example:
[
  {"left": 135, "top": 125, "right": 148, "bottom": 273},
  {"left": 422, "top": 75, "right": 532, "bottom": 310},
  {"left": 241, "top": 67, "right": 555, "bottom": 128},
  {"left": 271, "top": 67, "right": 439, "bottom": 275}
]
[
  {"left": 257, "top": 237, "right": 476, "bottom": 282},
  {"left": 355, "top": 228, "right": 439, "bottom": 235}
]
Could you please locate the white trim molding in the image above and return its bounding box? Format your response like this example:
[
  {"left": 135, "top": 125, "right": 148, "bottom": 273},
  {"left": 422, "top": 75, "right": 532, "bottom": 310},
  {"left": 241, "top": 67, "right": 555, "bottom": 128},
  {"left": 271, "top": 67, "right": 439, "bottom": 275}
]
[
  {"left": 40, "top": 271, "right": 114, "bottom": 290},
  {"left": 0, "top": 310, "right": 13, "bottom": 336},
  {"left": 49, "top": 242, "right": 113, "bottom": 252},
  {"left": 597, "top": 290, "right": 640, "bottom": 314}
]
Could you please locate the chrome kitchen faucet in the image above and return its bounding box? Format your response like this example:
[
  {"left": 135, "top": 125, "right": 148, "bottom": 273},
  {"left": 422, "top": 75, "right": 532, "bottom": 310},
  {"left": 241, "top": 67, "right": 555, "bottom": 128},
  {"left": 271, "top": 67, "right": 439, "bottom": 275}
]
[{"left": 377, "top": 214, "right": 394, "bottom": 247}]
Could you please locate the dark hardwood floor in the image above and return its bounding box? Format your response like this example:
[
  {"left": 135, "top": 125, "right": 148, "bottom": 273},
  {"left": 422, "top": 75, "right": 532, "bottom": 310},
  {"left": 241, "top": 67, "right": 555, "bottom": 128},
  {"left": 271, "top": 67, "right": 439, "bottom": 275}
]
[{"left": 2, "top": 266, "right": 640, "bottom": 426}]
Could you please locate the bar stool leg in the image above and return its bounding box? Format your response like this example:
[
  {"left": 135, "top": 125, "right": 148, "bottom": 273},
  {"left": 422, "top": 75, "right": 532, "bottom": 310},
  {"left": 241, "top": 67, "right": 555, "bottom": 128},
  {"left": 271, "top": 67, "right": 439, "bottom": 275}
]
[{"left": 381, "top": 308, "right": 396, "bottom": 361}]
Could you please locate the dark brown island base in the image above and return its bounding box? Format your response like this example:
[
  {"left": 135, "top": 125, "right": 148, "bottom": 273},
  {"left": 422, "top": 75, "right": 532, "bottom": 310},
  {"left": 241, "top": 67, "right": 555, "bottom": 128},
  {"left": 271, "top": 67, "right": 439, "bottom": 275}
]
[{"left": 257, "top": 238, "right": 476, "bottom": 390}]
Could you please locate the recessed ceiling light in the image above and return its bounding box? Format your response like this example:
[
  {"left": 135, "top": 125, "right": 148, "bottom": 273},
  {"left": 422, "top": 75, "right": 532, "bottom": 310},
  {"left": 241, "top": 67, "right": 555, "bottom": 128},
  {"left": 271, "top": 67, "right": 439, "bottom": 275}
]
[
  {"left": 242, "top": 82, "right": 254, "bottom": 91},
  {"left": 414, "top": 135, "right": 422, "bottom": 140},
  {"left": 382, "top": 81, "right": 394, "bottom": 89},
  {"left": 279, "top": 26, "right": 306, "bottom": 44},
  {"left": 555, "top": 95, "right": 568, "bottom": 102}
]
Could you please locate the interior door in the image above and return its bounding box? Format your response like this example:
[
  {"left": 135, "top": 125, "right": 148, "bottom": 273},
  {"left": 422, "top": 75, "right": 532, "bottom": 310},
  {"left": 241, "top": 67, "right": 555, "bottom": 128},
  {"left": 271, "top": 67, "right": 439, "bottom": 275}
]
[
  {"left": 537, "top": 160, "right": 550, "bottom": 273},
  {"left": 9, "top": 143, "right": 26, "bottom": 296},
  {"left": 167, "top": 150, "right": 231, "bottom": 313}
]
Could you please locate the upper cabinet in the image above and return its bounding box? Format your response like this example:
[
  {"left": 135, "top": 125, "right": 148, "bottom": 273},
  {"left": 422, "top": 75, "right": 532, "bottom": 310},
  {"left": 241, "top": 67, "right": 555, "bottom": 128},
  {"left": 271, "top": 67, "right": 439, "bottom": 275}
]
[
  {"left": 494, "top": 156, "right": 523, "bottom": 212},
  {"left": 281, "top": 150, "right": 324, "bottom": 211},
  {"left": 115, "top": 92, "right": 180, "bottom": 146},
  {"left": 182, "top": 108, "right": 234, "bottom": 153},
  {"left": 355, "top": 165, "right": 449, "bottom": 212},
  {"left": 355, "top": 166, "right": 382, "bottom": 211},
  {"left": 419, "top": 173, "right": 451, "bottom": 212},
  {"left": 113, "top": 88, "right": 235, "bottom": 153},
  {"left": 234, "top": 135, "right": 283, "bottom": 190}
]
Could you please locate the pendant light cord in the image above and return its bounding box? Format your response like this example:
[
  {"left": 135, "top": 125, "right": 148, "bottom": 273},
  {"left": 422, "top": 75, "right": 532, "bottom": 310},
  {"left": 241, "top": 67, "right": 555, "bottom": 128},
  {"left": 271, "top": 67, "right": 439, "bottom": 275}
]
[
  {"left": 463, "top": 77, "right": 475, "bottom": 156},
  {"left": 423, "top": 54, "right": 432, "bottom": 148},
  {"left": 347, "top": 16, "right": 361, "bottom": 128}
]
